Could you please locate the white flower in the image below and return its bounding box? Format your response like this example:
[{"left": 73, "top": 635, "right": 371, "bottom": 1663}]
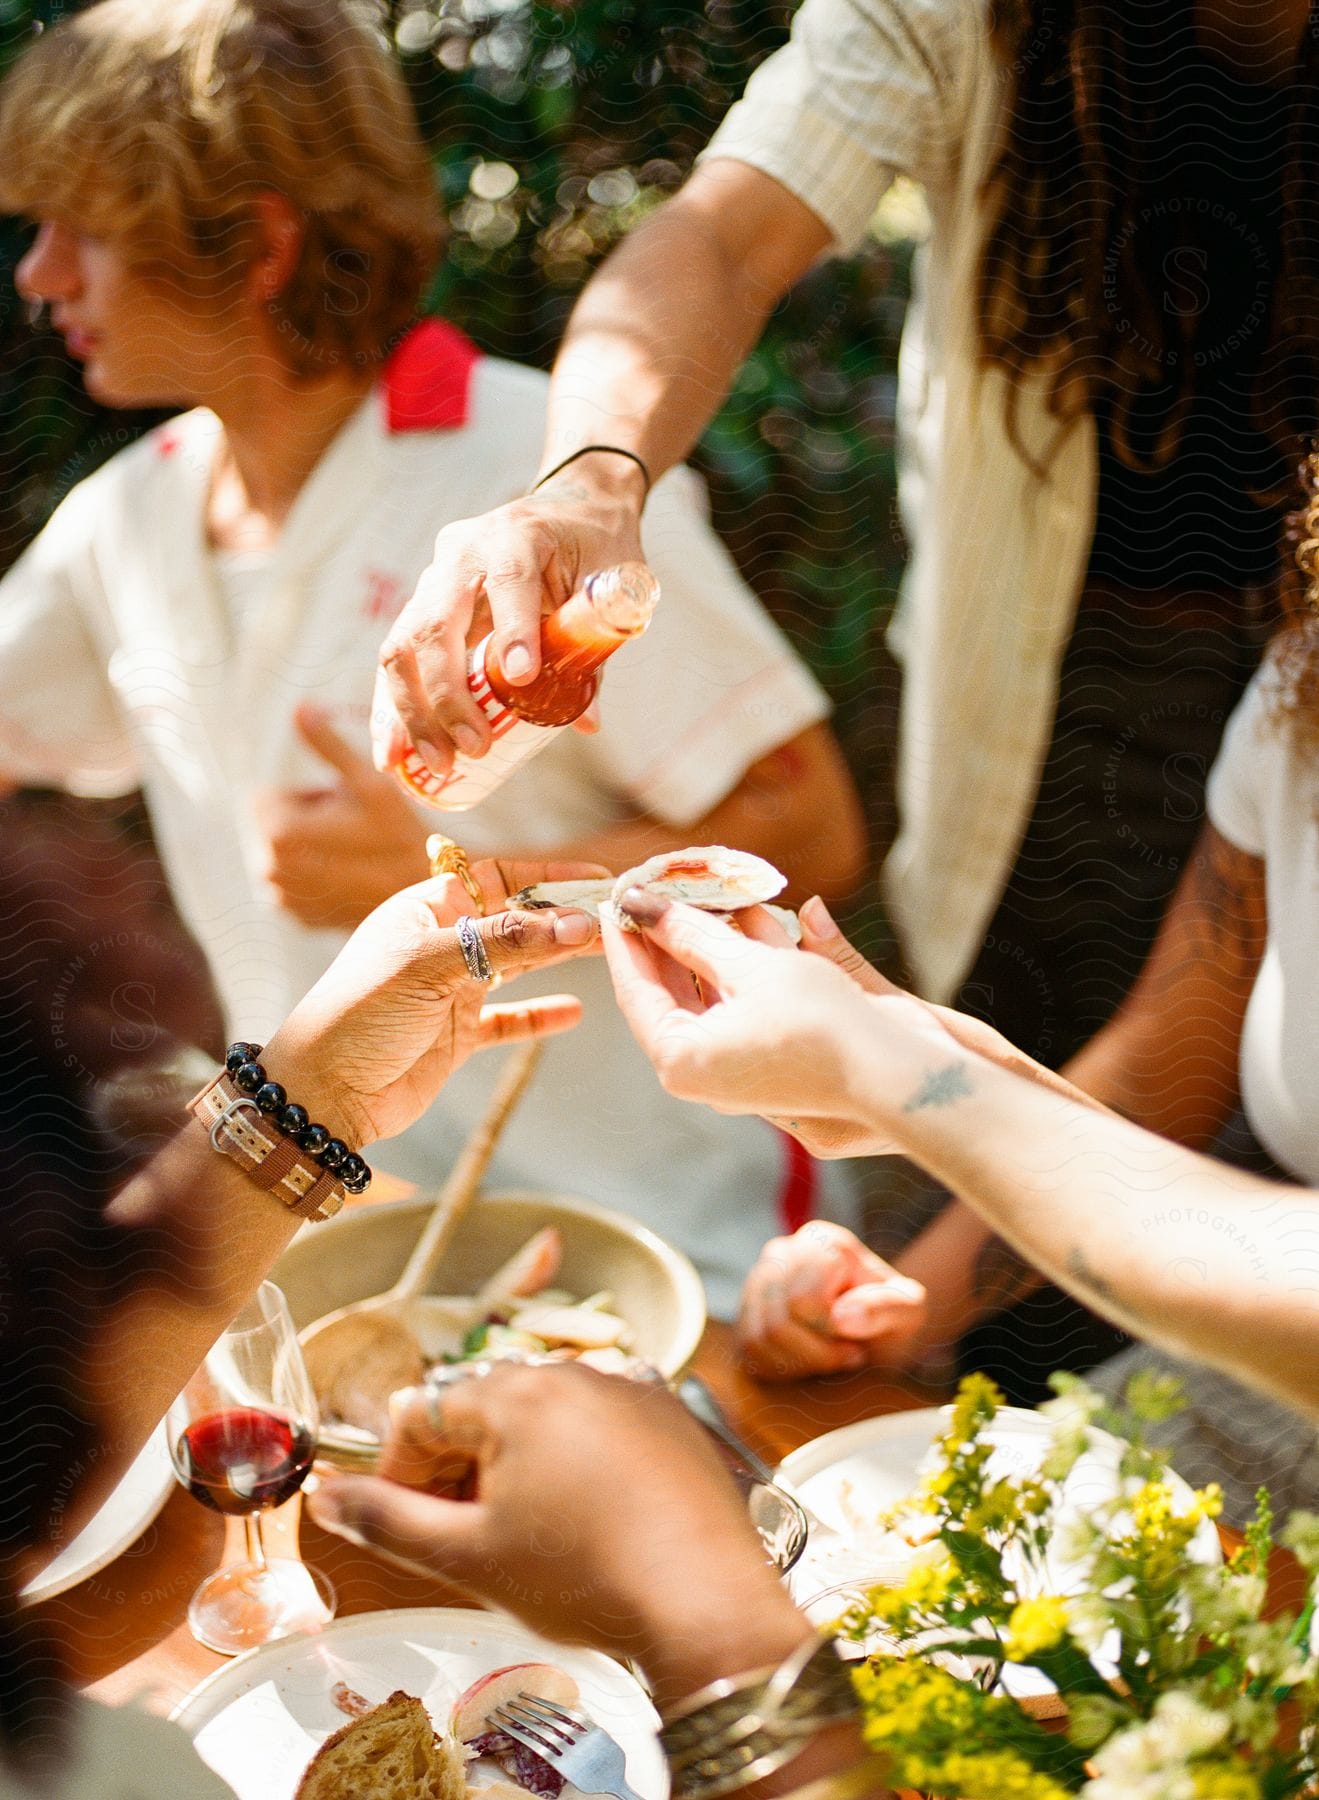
[
  {"left": 1083, "top": 1775, "right": 1191, "bottom": 1800},
  {"left": 1050, "top": 1506, "right": 1101, "bottom": 1571},
  {"left": 1082, "top": 1692, "right": 1229, "bottom": 1800},
  {"left": 1147, "top": 1691, "right": 1229, "bottom": 1760},
  {"left": 906, "top": 1538, "right": 954, "bottom": 1573}
]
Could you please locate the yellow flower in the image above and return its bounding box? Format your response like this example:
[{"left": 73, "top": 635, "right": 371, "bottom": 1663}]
[
  {"left": 1131, "top": 1481, "right": 1175, "bottom": 1535},
  {"left": 934, "top": 1749, "right": 1073, "bottom": 1799},
  {"left": 1185, "top": 1483, "right": 1224, "bottom": 1526},
  {"left": 948, "top": 1372, "right": 1004, "bottom": 1445},
  {"left": 866, "top": 1552, "right": 955, "bottom": 1625},
  {"left": 1004, "top": 1596, "right": 1070, "bottom": 1661},
  {"left": 854, "top": 1659, "right": 1074, "bottom": 1799},
  {"left": 1124, "top": 1479, "right": 1215, "bottom": 1589},
  {"left": 1190, "top": 1763, "right": 1263, "bottom": 1800}
]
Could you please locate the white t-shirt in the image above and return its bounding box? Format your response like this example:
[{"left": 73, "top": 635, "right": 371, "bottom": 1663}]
[
  {"left": 0, "top": 321, "right": 846, "bottom": 1315},
  {"left": 1205, "top": 657, "right": 1319, "bottom": 1184},
  {"left": 703, "top": 0, "right": 1102, "bottom": 1002}
]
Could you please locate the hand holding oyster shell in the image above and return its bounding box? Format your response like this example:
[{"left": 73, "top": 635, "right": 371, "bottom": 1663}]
[{"left": 511, "top": 844, "right": 802, "bottom": 941}]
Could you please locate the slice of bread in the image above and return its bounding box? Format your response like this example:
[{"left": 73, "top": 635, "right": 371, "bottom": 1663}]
[{"left": 296, "top": 1691, "right": 468, "bottom": 1800}]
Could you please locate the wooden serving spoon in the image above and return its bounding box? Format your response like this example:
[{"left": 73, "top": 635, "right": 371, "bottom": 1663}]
[{"left": 300, "top": 1039, "right": 542, "bottom": 1439}]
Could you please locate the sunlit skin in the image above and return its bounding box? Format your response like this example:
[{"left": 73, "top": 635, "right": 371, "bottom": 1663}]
[
  {"left": 14, "top": 204, "right": 370, "bottom": 539},
  {"left": 17, "top": 219, "right": 235, "bottom": 409}
]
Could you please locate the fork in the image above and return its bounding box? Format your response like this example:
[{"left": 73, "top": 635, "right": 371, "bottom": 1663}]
[
  {"left": 490, "top": 1692, "right": 645, "bottom": 1800},
  {"left": 676, "top": 1373, "right": 840, "bottom": 1544}
]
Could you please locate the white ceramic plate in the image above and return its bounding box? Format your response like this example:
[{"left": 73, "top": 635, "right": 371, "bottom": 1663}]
[
  {"left": 779, "top": 1405, "right": 1221, "bottom": 1699},
  {"left": 22, "top": 1423, "right": 173, "bottom": 1605},
  {"left": 172, "top": 1606, "right": 668, "bottom": 1800}
]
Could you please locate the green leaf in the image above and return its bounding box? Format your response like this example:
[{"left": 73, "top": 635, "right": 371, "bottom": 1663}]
[{"left": 941, "top": 1528, "right": 1009, "bottom": 1594}]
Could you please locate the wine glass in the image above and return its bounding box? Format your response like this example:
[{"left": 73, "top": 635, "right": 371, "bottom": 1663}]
[{"left": 167, "top": 1280, "right": 336, "bottom": 1655}]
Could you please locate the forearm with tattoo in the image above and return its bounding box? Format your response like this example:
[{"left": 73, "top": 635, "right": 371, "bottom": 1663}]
[{"left": 902, "top": 1061, "right": 973, "bottom": 1113}]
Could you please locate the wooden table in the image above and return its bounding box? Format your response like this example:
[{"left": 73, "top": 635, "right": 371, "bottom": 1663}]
[{"left": 34, "top": 1321, "right": 942, "bottom": 1719}]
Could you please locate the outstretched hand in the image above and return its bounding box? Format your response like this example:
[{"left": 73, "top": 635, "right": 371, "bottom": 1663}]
[
  {"left": 263, "top": 857, "right": 605, "bottom": 1149},
  {"left": 308, "top": 1362, "right": 811, "bottom": 1707},
  {"left": 603, "top": 890, "right": 960, "bottom": 1159}
]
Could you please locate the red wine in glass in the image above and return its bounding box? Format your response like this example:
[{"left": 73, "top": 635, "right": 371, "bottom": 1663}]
[
  {"left": 175, "top": 1408, "right": 316, "bottom": 1516},
  {"left": 168, "top": 1280, "right": 335, "bottom": 1654}
]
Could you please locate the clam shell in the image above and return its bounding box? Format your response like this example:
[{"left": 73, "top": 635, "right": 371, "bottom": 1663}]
[{"left": 610, "top": 845, "right": 787, "bottom": 920}]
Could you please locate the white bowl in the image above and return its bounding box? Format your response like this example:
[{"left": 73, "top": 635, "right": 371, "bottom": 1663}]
[{"left": 274, "top": 1189, "right": 707, "bottom": 1467}]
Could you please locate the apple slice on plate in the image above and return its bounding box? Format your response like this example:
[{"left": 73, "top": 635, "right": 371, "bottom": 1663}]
[{"left": 453, "top": 1662, "right": 580, "bottom": 1741}]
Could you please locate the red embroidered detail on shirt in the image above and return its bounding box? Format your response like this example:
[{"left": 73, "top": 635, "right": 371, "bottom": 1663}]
[
  {"left": 383, "top": 318, "right": 482, "bottom": 434},
  {"left": 361, "top": 570, "right": 405, "bottom": 622},
  {"left": 776, "top": 1129, "right": 818, "bottom": 1234},
  {"left": 155, "top": 429, "right": 182, "bottom": 458}
]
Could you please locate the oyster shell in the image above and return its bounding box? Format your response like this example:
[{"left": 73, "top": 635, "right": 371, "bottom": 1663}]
[
  {"left": 762, "top": 903, "right": 803, "bottom": 945},
  {"left": 508, "top": 878, "right": 612, "bottom": 917},
  {"left": 609, "top": 845, "right": 786, "bottom": 918},
  {"left": 512, "top": 845, "right": 789, "bottom": 930}
]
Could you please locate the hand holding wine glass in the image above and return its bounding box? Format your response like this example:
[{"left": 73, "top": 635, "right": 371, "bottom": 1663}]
[{"left": 168, "top": 1280, "right": 332, "bottom": 1655}]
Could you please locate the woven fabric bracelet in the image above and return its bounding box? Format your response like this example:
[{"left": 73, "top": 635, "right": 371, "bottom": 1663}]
[
  {"left": 661, "top": 1634, "right": 860, "bottom": 1799},
  {"left": 188, "top": 1042, "right": 372, "bottom": 1225},
  {"left": 531, "top": 444, "right": 652, "bottom": 499}
]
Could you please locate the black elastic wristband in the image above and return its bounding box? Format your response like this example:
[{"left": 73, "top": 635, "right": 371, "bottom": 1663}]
[{"left": 531, "top": 444, "right": 651, "bottom": 500}]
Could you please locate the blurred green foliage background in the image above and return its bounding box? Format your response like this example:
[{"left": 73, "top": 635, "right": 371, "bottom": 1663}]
[{"left": 0, "top": 0, "right": 919, "bottom": 940}]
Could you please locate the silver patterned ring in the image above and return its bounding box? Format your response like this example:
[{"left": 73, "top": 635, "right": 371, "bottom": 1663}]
[
  {"left": 422, "top": 1361, "right": 485, "bottom": 1432},
  {"left": 455, "top": 913, "right": 495, "bottom": 984},
  {"left": 424, "top": 1383, "right": 449, "bottom": 1433}
]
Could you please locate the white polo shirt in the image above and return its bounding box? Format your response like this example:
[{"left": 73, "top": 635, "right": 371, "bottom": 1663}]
[
  {"left": 702, "top": 0, "right": 1100, "bottom": 1002},
  {"left": 0, "top": 321, "right": 845, "bottom": 1315}
]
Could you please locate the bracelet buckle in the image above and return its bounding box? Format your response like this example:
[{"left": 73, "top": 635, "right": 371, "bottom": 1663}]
[{"left": 209, "top": 1093, "right": 262, "bottom": 1154}]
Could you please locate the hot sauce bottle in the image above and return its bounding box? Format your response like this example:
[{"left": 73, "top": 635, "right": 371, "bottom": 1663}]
[{"left": 396, "top": 562, "right": 660, "bottom": 811}]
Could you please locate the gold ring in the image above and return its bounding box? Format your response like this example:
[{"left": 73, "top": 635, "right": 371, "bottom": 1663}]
[{"left": 426, "top": 833, "right": 485, "bottom": 915}]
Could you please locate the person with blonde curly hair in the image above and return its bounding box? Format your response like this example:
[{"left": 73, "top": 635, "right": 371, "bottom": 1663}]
[{"left": 0, "top": 0, "right": 441, "bottom": 379}]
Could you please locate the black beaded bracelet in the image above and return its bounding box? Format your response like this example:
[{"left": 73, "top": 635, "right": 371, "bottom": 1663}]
[{"left": 222, "top": 1042, "right": 372, "bottom": 1195}]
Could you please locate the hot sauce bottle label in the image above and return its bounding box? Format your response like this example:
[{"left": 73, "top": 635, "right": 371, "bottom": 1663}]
[
  {"left": 396, "top": 564, "right": 659, "bottom": 812},
  {"left": 467, "top": 643, "right": 520, "bottom": 743},
  {"left": 398, "top": 635, "right": 553, "bottom": 808}
]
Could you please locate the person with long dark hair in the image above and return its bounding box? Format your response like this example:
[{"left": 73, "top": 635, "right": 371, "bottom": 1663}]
[
  {"left": 370, "top": 0, "right": 1319, "bottom": 1399},
  {"left": 726, "top": 457, "right": 1319, "bottom": 1520}
]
